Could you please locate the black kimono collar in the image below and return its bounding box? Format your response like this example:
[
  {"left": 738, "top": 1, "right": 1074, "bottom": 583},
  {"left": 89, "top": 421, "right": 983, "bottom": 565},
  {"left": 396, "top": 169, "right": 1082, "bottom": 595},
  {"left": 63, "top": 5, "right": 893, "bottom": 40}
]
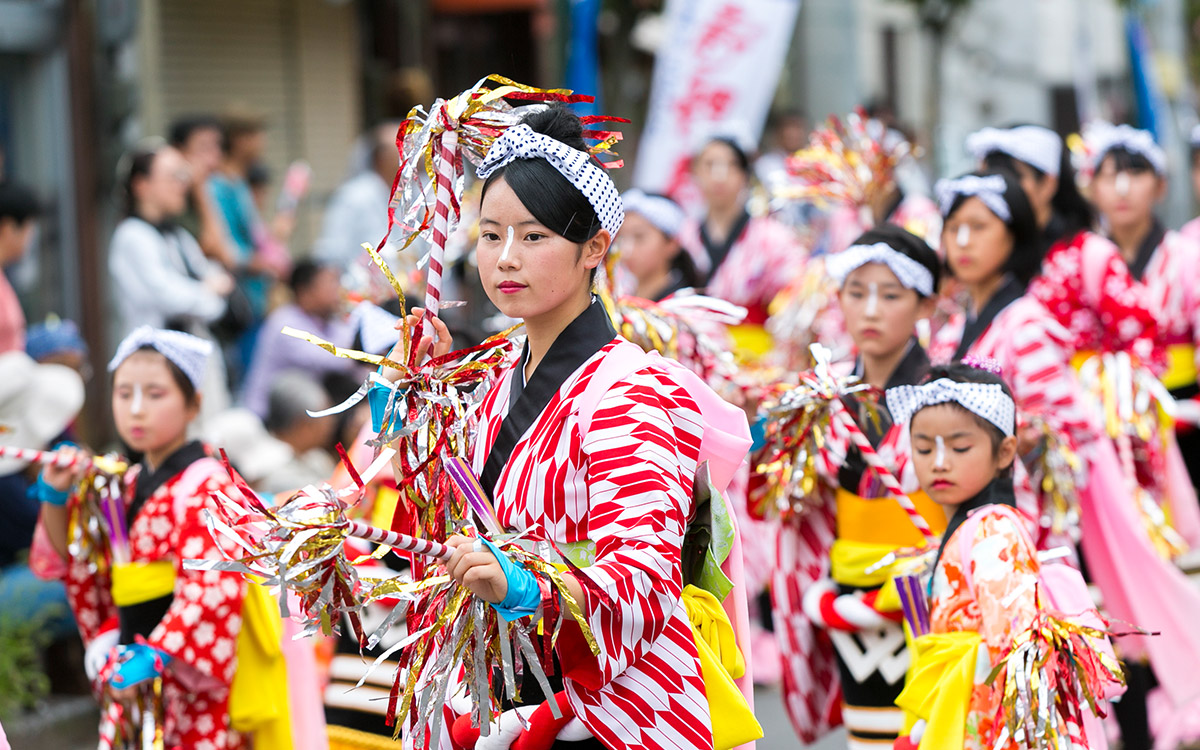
[
  {"left": 698, "top": 208, "right": 751, "bottom": 282},
  {"left": 129, "top": 440, "right": 209, "bottom": 526},
  {"left": 840, "top": 341, "right": 930, "bottom": 493},
  {"left": 481, "top": 300, "right": 617, "bottom": 500},
  {"left": 954, "top": 275, "right": 1026, "bottom": 361},
  {"left": 1041, "top": 212, "right": 1068, "bottom": 250},
  {"left": 853, "top": 338, "right": 930, "bottom": 393},
  {"left": 1125, "top": 219, "right": 1166, "bottom": 282},
  {"left": 931, "top": 475, "right": 1016, "bottom": 575}
]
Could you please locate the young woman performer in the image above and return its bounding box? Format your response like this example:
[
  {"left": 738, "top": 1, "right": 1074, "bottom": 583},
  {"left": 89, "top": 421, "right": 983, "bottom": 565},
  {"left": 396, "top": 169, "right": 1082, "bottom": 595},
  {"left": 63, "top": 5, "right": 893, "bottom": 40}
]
[
  {"left": 384, "top": 107, "right": 756, "bottom": 750},
  {"left": 1086, "top": 125, "right": 1200, "bottom": 484},
  {"left": 615, "top": 189, "right": 699, "bottom": 301},
  {"left": 677, "top": 134, "right": 806, "bottom": 340},
  {"left": 888, "top": 364, "right": 1116, "bottom": 749},
  {"left": 966, "top": 124, "right": 1160, "bottom": 365}
]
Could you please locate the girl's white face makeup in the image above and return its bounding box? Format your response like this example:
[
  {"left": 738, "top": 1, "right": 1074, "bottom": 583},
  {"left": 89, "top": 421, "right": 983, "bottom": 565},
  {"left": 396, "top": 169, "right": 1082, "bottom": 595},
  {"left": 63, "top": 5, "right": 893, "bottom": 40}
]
[
  {"left": 130, "top": 383, "right": 144, "bottom": 416},
  {"left": 910, "top": 403, "right": 1016, "bottom": 508},
  {"left": 499, "top": 225, "right": 515, "bottom": 262},
  {"left": 865, "top": 282, "right": 879, "bottom": 316},
  {"left": 956, "top": 224, "right": 970, "bottom": 249},
  {"left": 1115, "top": 171, "right": 1131, "bottom": 197}
]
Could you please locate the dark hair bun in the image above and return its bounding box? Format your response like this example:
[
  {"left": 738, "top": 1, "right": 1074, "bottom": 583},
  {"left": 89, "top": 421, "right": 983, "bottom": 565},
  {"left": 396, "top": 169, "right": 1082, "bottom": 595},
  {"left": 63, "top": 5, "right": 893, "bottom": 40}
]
[{"left": 520, "top": 105, "right": 588, "bottom": 153}]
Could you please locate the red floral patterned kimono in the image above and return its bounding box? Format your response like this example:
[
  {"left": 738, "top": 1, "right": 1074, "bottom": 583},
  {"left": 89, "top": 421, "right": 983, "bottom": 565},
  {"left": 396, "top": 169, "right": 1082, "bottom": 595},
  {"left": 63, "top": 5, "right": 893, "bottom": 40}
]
[
  {"left": 38, "top": 443, "right": 248, "bottom": 750},
  {"left": 1025, "top": 231, "right": 1161, "bottom": 365}
]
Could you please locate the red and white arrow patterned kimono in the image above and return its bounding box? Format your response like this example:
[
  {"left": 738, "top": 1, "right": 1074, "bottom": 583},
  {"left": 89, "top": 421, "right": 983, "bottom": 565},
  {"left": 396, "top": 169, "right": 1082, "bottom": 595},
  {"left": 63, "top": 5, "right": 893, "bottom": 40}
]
[
  {"left": 470, "top": 303, "right": 714, "bottom": 750},
  {"left": 41, "top": 446, "right": 247, "bottom": 750}
]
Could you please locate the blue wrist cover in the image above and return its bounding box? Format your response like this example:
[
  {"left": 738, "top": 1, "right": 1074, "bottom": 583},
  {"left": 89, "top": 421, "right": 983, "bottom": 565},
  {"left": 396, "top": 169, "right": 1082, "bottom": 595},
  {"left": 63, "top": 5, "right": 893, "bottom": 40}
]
[
  {"left": 368, "top": 377, "right": 405, "bottom": 434},
  {"left": 749, "top": 414, "right": 767, "bottom": 453},
  {"left": 109, "top": 643, "right": 171, "bottom": 688},
  {"left": 480, "top": 537, "right": 541, "bottom": 621},
  {"left": 35, "top": 474, "right": 70, "bottom": 506}
]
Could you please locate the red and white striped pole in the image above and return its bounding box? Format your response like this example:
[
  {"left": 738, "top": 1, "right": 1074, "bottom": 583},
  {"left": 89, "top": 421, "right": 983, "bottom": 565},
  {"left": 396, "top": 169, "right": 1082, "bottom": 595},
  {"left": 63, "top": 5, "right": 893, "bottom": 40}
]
[
  {"left": 832, "top": 403, "right": 936, "bottom": 546},
  {"left": 346, "top": 519, "right": 452, "bottom": 562},
  {"left": 423, "top": 119, "right": 459, "bottom": 321},
  {"left": 0, "top": 445, "right": 89, "bottom": 470}
]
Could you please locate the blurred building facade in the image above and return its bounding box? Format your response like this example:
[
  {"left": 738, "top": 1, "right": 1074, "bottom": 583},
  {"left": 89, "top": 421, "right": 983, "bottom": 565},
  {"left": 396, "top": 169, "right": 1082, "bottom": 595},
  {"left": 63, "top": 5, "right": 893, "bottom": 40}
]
[
  {"left": 782, "top": 0, "right": 1132, "bottom": 174},
  {"left": 0, "top": 0, "right": 551, "bottom": 445}
]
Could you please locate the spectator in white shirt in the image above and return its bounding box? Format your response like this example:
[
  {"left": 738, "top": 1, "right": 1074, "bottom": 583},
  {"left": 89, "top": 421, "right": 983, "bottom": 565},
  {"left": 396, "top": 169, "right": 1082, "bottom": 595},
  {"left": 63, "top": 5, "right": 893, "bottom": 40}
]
[
  {"left": 108, "top": 139, "right": 234, "bottom": 412},
  {"left": 315, "top": 123, "right": 404, "bottom": 267}
]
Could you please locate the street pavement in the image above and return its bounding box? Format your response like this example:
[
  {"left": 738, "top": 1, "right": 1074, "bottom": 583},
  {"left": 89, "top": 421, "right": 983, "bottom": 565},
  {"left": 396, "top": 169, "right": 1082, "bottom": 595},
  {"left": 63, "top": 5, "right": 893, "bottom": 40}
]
[{"left": 754, "top": 685, "right": 848, "bottom": 749}]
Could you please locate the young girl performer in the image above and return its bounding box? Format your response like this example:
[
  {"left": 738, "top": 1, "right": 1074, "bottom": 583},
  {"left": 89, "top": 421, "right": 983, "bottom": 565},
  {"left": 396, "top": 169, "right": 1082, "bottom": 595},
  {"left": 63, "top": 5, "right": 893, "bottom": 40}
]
[
  {"left": 1083, "top": 123, "right": 1200, "bottom": 747},
  {"left": 776, "top": 225, "right": 948, "bottom": 748},
  {"left": 966, "top": 125, "right": 1161, "bottom": 365},
  {"left": 388, "top": 107, "right": 756, "bottom": 750},
  {"left": 888, "top": 364, "right": 1118, "bottom": 750},
  {"left": 1086, "top": 124, "right": 1200, "bottom": 484},
  {"left": 32, "top": 326, "right": 291, "bottom": 749},
  {"left": 677, "top": 133, "right": 807, "bottom": 341},
  {"left": 932, "top": 172, "right": 1200, "bottom": 748},
  {"left": 615, "top": 189, "right": 699, "bottom": 301}
]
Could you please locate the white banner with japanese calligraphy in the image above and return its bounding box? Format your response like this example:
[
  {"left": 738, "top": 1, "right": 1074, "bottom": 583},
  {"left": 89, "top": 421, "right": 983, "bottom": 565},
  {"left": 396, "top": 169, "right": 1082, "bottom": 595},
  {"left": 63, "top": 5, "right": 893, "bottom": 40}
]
[{"left": 632, "top": 0, "right": 801, "bottom": 202}]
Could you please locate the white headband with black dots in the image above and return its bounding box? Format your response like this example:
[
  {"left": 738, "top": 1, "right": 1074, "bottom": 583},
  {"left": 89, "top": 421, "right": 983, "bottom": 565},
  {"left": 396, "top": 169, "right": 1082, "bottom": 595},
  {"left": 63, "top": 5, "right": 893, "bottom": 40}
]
[
  {"left": 825, "top": 242, "right": 935, "bottom": 296},
  {"left": 935, "top": 174, "right": 1012, "bottom": 222},
  {"left": 621, "top": 189, "right": 686, "bottom": 239},
  {"left": 966, "top": 125, "right": 1062, "bottom": 177},
  {"left": 109, "top": 325, "right": 213, "bottom": 391},
  {"left": 477, "top": 123, "right": 624, "bottom": 238},
  {"left": 886, "top": 378, "right": 1016, "bottom": 437}
]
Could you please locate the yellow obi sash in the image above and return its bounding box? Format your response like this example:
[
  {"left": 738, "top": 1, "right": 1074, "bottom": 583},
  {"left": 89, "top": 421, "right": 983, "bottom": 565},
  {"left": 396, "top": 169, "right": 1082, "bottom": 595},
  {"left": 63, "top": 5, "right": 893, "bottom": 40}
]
[
  {"left": 729, "top": 323, "right": 773, "bottom": 361},
  {"left": 109, "top": 561, "right": 292, "bottom": 750},
  {"left": 111, "top": 561, "right": 176, "bottom": 605},
  {"left": 1072, "top": 345, "right": 1197, "bottom": 392},
  {"left": 836, "top": 487, "right": 946, "bottom": 548},
  {"left": 832, "top": 489, "right": 947, "bottom": 607},
  {"left": 895, "top": 631, "right": 983, "bottom": 750},
  {"left": 682, "top": 584, "right": 763, "bottom": 750},
  {"left": 1163, "top": 344, "right": 1198, "bottom": 392},
  {"left": 230, "top": 579, "right": 293, "bottom": 750}
]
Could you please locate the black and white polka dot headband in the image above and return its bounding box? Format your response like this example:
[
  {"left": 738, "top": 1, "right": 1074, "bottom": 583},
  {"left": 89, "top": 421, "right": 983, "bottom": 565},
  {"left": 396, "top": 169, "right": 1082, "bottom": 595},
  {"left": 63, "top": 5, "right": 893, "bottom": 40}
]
[
  {"left": 477, "top": 123, "right": 624, "bottom": 238},
  {"left": 886, "top": 378, "right": 1016, "bottom": 437},
  {"left": 935, "top": 174, "right": 1012, "bottom": 223},
  {"left": 825, "top": 242, "right": 935, "bottom": 296},
  {"left": 621, "top": 189, "right": 685, "bottom": 239}
]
